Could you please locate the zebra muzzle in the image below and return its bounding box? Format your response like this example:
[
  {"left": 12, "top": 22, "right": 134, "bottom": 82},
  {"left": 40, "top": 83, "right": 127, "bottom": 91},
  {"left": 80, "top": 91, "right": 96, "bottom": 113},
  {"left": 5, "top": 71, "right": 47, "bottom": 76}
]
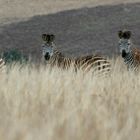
[
  {"left": 122, "top": 50, "right": 127, "bottom": 58},
  {"left": 44, "top": 52, "right": 50, "bottom": 60}
]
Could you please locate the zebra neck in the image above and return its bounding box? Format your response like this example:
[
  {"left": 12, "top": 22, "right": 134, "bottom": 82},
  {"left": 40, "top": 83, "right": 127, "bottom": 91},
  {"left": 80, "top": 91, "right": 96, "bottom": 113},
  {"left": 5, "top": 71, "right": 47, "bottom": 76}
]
[
  {"left": 123, "top": 50, "right": 138, "bottom": 70},
  {"left": 124, "top": 50, "right": 133, "bottom": 62},
  {"left": 53, "top": 49, "right": 64, "bottom": 57},
  {"left": 50, "top": 50, "right": 64, "bottom": 65}
]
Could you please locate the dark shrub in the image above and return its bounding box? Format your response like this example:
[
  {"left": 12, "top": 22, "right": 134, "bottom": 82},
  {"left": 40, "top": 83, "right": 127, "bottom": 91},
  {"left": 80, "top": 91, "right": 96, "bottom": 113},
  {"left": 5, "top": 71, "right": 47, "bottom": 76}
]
[{"left": 2, "top": 49, "right": 28, "bottom": 64}]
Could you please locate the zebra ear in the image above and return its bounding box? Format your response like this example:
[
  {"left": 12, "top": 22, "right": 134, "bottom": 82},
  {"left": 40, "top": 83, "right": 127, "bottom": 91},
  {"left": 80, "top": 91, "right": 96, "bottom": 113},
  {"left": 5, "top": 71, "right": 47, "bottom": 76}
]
[
  {"left": 50, "top": 34, "right": 55, "bottom": 42},
  {"left": 42, "top": 34, "right": 49, "bottom": 41},
  {"left": 123, "top": 31, "right": 131, "bottom": 39},
  {"left": 118, "top": 30, "right": 123, "bottom": 38}
]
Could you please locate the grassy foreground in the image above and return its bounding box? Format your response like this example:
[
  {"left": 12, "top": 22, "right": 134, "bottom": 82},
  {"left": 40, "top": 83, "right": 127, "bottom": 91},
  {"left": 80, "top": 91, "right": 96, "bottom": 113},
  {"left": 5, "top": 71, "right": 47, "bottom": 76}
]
[{"left": 0, "top": 58, "right": 140, "bottom": 140}]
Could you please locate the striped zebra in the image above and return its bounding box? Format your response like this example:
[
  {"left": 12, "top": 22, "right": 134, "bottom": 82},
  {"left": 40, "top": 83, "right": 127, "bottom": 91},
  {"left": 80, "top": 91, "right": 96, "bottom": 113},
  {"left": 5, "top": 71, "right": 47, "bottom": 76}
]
[
  {"left": 118, "top": 30, "right": 140, "bottom": 71},
  {"left": 41, "top": 34, "right": 111, "bottom": 76},
  {"left": 0, "top": 58, "right": 5, "bottom": 73}
]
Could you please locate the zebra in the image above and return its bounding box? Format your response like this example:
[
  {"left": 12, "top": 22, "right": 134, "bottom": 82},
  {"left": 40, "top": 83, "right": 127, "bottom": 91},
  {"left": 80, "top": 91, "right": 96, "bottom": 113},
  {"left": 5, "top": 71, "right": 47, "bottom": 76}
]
[
  {"left": 0, "top": 58, "right": 5, "bottom": 73},
  {"left": 41, "top": 34, "right": 111, "bottom": 76},
  {"left": 118, "top": 30, "right": 140, "bottom": 71}
]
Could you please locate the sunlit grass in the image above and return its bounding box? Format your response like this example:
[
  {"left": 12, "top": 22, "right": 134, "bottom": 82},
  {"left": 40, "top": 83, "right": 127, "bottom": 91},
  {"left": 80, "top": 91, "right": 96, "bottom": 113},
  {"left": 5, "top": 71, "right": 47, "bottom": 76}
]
[{"left": 0, "top": 57, "right": 140, "bottom": 140}]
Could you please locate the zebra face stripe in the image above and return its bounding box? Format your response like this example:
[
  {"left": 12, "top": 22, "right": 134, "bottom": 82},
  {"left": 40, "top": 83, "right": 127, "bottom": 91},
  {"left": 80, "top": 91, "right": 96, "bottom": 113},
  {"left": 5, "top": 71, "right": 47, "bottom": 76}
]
[
  {"left": 119, "top": 39, "right": 131, "bottom": 54},
  {"left": 41, "top": 43, "right": 54, "bottom": 60}
]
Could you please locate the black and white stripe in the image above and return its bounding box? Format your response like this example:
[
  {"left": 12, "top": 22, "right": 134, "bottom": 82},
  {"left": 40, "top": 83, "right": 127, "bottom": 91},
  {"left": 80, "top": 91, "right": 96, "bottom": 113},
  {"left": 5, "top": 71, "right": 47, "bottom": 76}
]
[
  {"left": 0, "top": 58, "right": 6, "bottom": 73},
  {"left": 118, "top": 30, "right": 140, "bottom": 71},
  {"left": 41, "top": 34, "right": 111, "bottom": 76}
]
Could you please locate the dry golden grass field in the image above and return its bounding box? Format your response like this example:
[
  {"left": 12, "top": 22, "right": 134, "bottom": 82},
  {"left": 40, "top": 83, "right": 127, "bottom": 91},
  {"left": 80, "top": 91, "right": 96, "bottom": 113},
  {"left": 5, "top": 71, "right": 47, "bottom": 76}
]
[
  {"left": 0, "top": 58, "right": 140, "bottom": 140},
  {"left": 1, "top": 0, "right": 140, "bottom": 140}
]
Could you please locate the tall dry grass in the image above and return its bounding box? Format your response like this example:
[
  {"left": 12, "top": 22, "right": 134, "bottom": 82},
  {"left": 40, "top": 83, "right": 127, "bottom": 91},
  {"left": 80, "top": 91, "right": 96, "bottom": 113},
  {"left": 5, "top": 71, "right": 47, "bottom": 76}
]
[{"left": 0, "top": 57, "right": 140, "bottom": 140}]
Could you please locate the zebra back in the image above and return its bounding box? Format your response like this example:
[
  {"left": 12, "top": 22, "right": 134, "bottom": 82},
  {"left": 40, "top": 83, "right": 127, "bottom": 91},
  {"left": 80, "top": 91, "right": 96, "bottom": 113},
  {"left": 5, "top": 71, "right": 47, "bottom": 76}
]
[
  {"left": 74, "top": 55, "right": 111, "bottom": 76},
  {"left": 49, "top": 51, "right": 111, "bottom": 76}
]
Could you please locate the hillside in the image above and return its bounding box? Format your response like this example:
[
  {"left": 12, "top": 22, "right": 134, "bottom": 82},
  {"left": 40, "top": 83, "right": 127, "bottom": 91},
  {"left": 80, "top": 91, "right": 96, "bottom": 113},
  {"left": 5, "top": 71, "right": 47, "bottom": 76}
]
[
  {"left": 0, "top": 1, "right": 140, "bottom": 60},
  {"left": 0, "top": 0, "right": 139, "bottom": 24}
]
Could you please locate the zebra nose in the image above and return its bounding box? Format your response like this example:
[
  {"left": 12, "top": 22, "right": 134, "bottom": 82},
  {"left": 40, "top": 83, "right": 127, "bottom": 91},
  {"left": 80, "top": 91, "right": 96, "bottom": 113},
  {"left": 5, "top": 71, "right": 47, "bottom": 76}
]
[
  {"left": 44, "top": 52, "right": 50, "bottom": 60},
  {"left": 122, "top": 50, "right": 127, "bottom": 58}
]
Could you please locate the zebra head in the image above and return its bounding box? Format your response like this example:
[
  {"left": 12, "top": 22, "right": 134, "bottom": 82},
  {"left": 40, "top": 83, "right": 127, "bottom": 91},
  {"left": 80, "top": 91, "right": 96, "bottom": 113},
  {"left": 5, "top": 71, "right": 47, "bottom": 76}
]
[
  {"left": 41, "top": 34, "right": 55, "bottom": 61},
  {"left": 118, "top": 30, "right": 132, "bottom": 57}
]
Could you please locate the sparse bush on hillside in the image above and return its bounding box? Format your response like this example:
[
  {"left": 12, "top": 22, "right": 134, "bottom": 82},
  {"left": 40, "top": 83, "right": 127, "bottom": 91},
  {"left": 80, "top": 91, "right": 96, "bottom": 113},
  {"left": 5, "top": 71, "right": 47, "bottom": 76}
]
[{"left": 1, "top": 49, "right": 28, "bottom": 64}]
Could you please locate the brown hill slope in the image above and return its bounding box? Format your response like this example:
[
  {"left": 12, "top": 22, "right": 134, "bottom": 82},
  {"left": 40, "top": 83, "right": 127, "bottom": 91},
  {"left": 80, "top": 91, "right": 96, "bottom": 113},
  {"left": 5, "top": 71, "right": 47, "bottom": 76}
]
[{"left": 0, "top": 3, "right": 140, "bottom": 60}]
